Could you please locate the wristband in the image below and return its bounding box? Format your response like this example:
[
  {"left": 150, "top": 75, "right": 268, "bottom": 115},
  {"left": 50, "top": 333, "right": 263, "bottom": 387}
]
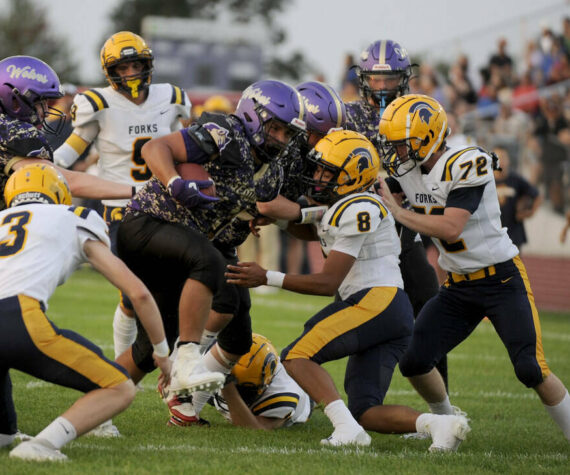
[
  {"left": 152, "top": 339, "right": 170, "bottom": 358},
  {"left": 266, "top": 270, "right": 285, "bottom": 288},
  {"left": 167, "top": 175, "right": 182, "bottom": 190},
  {"left": 297, "top": 205, "right": 328, "bottom": 224}
]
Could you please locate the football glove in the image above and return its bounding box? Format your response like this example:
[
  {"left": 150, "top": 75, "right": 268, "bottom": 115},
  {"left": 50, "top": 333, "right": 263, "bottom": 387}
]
[{"left": 168, "top": 177, "right": 219, "bottom": 209}]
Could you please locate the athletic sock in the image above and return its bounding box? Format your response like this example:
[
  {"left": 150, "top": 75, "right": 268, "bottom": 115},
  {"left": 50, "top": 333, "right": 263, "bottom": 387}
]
[
  {"left": 0, "top": 433, "right": 15, "bottom": 448},
  {"left": 324, "top": 399, "right": 360, "bottom": 430},
  {"left": 113, "top": 305, "right": 137, "bottom": 359},
  {"left": 428, "top": 395, "right": 454, "bottom": 415},
  {"left": 199, "top": 330, "right": 219, "bottom": 354},
  {"left": 544, "top": 390, "right": 570, "bottom": 440},
  {"left": 35, "top": 416, "right": 76, "bottom": 450},
  {"left": 192, "top": 350, "right": 232, "bottom": 414}
]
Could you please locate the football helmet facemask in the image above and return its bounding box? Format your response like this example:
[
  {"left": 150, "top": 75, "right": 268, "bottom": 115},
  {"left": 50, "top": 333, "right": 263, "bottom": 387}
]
[
  {"left": 304, "top": 130, "right": 380, "bottom": 204},
  {"left": 0, "top": 55, "right": 65, "bottom": 135},
  {"left": 100, "top": 31, "right": 153, "bottom": 99},
  {"left": 357, "top": 40, "right": 414, "bottom": 110},
  {"left": 232, "top": 333, "right": 278, "bottom": 404},
  {"left": 379, "top": 94, "right": 448, "bottom": 177},
  {"left": 5, "top": 163, "right": 72, "bottom": 207},
  {"left": 235, "top": 80, "right": 307, "bottom": 163}
]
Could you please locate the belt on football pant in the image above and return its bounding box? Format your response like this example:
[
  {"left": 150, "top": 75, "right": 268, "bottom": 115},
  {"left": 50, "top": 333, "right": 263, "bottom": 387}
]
[{"left": 447, "top": 265, "right": 496, "bottom": 284}]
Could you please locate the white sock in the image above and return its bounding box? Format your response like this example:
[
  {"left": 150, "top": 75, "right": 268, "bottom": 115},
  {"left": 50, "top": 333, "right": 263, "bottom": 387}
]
[
  {"left": 113, "top": 305, "right": 137, "bottom": 359},
  {"left": 428, "top": 395, "right": 454, "bottom": 415},
  {"left": 544, "top": 390, "right": 570, "bottom": 440},
  {"left": 192, "top": 350, "right": 232, "bottom": 414},
  {"left": 199, "top": 330, "right": 219, "bottom": 353},
  {"left": 324, "top": 399, "right": 360, "bottom": 430},
  {"left": 35, "top": 416, "right": 77, "bottom": 450},
  {"left": 0, "top": 433, "right": 15, "bottom": 448}
]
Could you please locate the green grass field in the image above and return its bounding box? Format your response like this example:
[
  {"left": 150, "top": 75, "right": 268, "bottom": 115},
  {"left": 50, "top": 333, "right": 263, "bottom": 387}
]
[{"left": 3, "top": 266, "right": 569, "bottom": 474}]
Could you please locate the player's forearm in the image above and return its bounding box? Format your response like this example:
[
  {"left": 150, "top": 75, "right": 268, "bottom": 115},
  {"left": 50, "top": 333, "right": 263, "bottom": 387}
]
[
  {"left": 222, "top": 384, "right": 267, "bottom": 430},
  {"left": 257, "top": 194, "right": 301, "bottom": 221},
  {"left": 59, "top": 168, "right": 131, "bottom": 199},
  {"left": 390, "top": 206, "right": 463, "bottom": 242}
]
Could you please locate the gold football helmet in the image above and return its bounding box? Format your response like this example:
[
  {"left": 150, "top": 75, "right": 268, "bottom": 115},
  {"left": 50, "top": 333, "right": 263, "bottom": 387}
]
[
  {"left": 305, "top": 130, "right": 380, "bottom": 204},
  {"left": 100, "top": 31, "right": 153, "bottom": 98},
  {"left": 5, "top": 163, "right": 72, "bottom": 207},
  {"left": 379, "top": 94, "right": 448, "bottom": 177},
  {"left": 203, "top": 95, "right": 233, "bottom": 114},
  {"left": 232, "top": 333, "right": 278, "bottom": 401}
]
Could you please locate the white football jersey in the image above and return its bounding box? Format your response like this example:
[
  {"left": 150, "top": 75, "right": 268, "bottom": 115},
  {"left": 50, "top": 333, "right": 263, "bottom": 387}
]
[
  {"left": 394, "top": 145, "right": 518, "bottom": 273},
  {"left": 214, "top": 361, "right": 312, "bottom": 426},
  {"left": 0, "top": 204, "right": 110, "bottom": 308},
  {"left": 69, "top": 84, "right": 190, "bottom": 207},
  {"left": 317, "top": 192, "right": 403, "bottom": 300}
]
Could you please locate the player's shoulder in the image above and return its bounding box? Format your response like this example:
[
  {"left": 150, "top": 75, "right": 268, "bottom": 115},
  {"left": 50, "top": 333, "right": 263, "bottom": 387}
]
[
  {"left": 437, "top": 145, "right": 494, "bottom": 184},
  {"left": 148, "top": 83, "right": 190, "bottom": 108},
  {"left": 66, "top": 205, "right": 108, "bottom": 240},
  {"left": 326, "top": 192, "right": 387, "bottom": 229},
  {"left": 74, "top": 86, "right": 114, "bottom": 114}
]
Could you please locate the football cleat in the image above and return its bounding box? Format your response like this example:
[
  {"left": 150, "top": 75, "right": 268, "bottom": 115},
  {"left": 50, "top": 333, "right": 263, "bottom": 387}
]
[
  {"left": 416, "top": 413, "right": 471, "bottom": 452},
  {"left": 169, "top": 342, "right": 225, "bottom": 394},
  {"left": 9, "top": 440, "right": 67, "bottom": 462},
  {"left": 86, "top": 419, "right": 121, "bottom": 438},
  {"left": 320, "top": 427, "right": 371, "bottom": 447},
  {"left": 159, "top": 380, "right": 210, "bottom": 427}
]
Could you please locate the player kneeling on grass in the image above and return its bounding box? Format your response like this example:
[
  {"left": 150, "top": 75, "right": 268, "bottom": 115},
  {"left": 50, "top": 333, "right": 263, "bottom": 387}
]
[
  {"left": 0, "top": 164, "right": 171, "bottom": 462},
  {"left": 226, "top": 131, "right": 470, "bottom": 450}
]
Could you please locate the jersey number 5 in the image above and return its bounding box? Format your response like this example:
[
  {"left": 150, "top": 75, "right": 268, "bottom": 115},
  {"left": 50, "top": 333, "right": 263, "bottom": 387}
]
[{"left": 0, "top": 211, "right": 30, "bottom": 257}]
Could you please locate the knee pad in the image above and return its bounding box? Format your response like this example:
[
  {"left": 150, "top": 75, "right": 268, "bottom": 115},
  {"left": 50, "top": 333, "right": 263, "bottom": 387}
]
[
  {"left": 398, "top": 350, "right": 434, "bottom": 378},
  {"left": 513, "top": 354, "right": 544, "bottom": 388}
]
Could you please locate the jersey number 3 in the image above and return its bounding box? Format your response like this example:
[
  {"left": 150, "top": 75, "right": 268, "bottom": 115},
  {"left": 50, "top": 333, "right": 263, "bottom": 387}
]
[{"left": 0, "top": 211, "right": 30, "bottom": 257}]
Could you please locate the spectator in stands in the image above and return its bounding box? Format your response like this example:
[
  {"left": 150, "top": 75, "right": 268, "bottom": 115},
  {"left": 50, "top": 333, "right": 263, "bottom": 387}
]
[
  {"left": 513, "top": 70, "right": 540, "bottom": 115},
  {"left": 489, "top": 37, "right": 514, "bottom": 86},
  {"left": 448, "top": 59, "right": 477, "bottom": 105},
  {"left": 493, "top": 146, "right": 542, "bottom": 252}
]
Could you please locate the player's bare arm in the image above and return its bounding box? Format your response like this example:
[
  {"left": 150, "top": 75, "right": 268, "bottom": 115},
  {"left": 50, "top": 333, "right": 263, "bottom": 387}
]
[
  {"left": 226, "top": 249, "right": 355, "bottom": 296},
  {"left": 141, "top": 131, "right": 188, "bottom": 186},
  {"left": 377, "top": 176, "right": 470, "bottom": 241}
]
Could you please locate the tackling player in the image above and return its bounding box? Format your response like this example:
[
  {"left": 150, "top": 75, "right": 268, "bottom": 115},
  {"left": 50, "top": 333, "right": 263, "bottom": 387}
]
[
  {"left": 54, "top": 31, "right": 191, "bottom": 362},
  {"left": 377, "top": 94, "right": 570, "bottom": 443},
  {"left": 1, "top": 164, "right": 170, "bottom": 462},
  {"left": 345, "top": 40, "right": 448, "bottom": 391},
  {"left": 227, "top": 131, "right": 470, "bottom": 451}
]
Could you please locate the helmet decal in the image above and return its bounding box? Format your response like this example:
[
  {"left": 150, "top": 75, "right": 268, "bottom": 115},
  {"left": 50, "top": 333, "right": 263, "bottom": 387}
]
[{"left": 409, "top": 101, "right": 436, "bottom": 124}]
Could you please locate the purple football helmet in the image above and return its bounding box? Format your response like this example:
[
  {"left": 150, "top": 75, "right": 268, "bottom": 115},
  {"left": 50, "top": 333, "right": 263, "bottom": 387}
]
[
  {"left": 0, "top": 56, "right": 64, "bottom": 134},
  {"left": 296, "top": 81, "right": 346, "bottom": 140},
  {"left": 357, "top": 40, "right": 413, "bottom": 109},
  {"left": 235, "top": 80, "right": 307, "bottom": 162}
]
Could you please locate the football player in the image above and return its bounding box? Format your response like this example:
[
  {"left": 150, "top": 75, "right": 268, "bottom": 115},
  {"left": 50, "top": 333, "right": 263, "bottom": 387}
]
[
  {"left": 227, "top": 131, "right": 470, "bottom": 450},
  {"left": 0, "top": 55, "right": 135, "bottom": 211},
  {"left": 53, "top": 32, "right": 191, "bottom": 363},
  {"left": 163, "top": 334, "right": 312, "bottom": 429},
  {"left": 114, "top": 80, "right": 306, "bottom": 404},
  {"left": 377, "top": 94, "right": 570, "bottom": 443},
  {"left": 345, "top": 40, "right": 448, "bottom": 391},
  {"left": 1, "top": 164, "right": 170, "bottom": 462}
]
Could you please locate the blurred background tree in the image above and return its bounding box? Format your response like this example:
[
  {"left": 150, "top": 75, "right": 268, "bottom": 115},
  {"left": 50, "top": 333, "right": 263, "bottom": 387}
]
[
  {"left": 108, "top": 0, "right": 312, "bottom": 81},
  {"left": 0, "top": 0, "right": 79, "bottom": 83}
]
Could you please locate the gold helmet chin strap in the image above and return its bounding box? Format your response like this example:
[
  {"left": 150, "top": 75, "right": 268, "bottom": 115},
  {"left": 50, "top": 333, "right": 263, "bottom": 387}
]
[{"left": 126, "top": 78, "right": 142, "bottom": 98}]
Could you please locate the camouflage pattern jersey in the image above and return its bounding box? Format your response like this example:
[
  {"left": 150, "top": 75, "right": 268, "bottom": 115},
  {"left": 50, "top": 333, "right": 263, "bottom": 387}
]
[
  {"left": 345, "top": 100, "right": 383, "bottom": 148},
  {"left": 0, "top": 114, "right": 53, "bottom": 210},
  {"left": 127, "top": 112, "right": 283, "bottom": 245}
]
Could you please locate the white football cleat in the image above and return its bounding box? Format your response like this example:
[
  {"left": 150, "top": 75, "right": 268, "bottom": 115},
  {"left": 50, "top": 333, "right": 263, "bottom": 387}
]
[
  {"left": 417, "top": 414, "right": 471, "bottom": 452},
  {"left": 170, "top": 342, "right": 225, "bottom": 394},
  {"left": 86, "top": 419, "right": 121, "bottom": 438},
  {"left": 9, "top": 440, "right": 67, "bottom": 462},
  {"left": 320, "top": 427, "right": 371, "bottom": 447}
]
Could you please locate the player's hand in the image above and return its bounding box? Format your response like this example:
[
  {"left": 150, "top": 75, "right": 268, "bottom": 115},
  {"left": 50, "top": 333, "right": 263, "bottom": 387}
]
[
  {"left": 376, "top": 177, "right": 402, "bottom": 217},
  {"left": 153, "top": 353, "right": 172, "bottom": 385},
  {"left": 225, "top": 262, "right": 267, "bottom": 287},
  {"left": 249, "top": 216, "right": 274, "bottom": 237},
  {"left": 168, "top": 177, "right": 219, "bottom": 208}
]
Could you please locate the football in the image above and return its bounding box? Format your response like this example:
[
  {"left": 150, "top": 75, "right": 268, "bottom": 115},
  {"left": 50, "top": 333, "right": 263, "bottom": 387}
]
[{"left": 175, "top": 162, "right": 216, "bottom": 197}]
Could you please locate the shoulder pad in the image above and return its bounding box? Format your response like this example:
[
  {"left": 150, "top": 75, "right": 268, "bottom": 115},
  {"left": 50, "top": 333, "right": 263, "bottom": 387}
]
[
  {"left": 68, "top": 205, "right": 110, "bottom": 246},
  {"left": 72, "top": 89, "right": 108, "bottom": 127},
  {"left": 440, "top": 146, "right": 494, "bottom": 187},
  {"left": 328, "top": 194, "right": 387, "bottom": 235},
  {"left": 80, "top": 89, "right": 109, "bottom": 113}
]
